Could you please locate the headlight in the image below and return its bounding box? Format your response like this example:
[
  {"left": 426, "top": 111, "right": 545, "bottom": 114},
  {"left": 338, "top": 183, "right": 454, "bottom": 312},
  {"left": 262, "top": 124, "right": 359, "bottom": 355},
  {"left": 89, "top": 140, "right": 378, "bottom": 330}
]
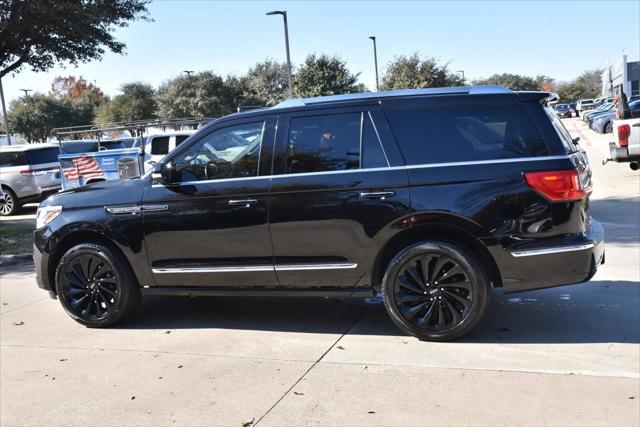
[{"left": 36, "top": 205, "right": 62, "bottom": 229}]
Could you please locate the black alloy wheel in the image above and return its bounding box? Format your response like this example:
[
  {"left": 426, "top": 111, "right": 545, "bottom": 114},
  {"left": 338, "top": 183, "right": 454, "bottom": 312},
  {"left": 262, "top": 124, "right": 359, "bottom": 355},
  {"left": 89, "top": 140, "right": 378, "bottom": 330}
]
[
  {"left": 55, "top": 243, "right": 140, "bottom": 327},
  {"left": 383, "top": 241, "right": 490, "bottom": 341},
  {"left": 395, "top": 253, "right": 472, "bottom": 330}
]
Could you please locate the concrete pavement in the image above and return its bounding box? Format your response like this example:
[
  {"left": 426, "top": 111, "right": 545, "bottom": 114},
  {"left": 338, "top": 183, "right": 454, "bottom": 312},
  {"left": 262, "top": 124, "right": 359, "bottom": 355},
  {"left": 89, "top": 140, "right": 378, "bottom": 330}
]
[{"left": 1, "top": 118, "right": 639, "bottom": 426}]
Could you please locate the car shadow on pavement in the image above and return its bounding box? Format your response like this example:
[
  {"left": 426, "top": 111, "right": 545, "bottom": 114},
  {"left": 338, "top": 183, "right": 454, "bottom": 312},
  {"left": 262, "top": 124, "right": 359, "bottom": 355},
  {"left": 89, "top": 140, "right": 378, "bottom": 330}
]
[
  {"left": 123, "top": 280, "right": 639, "bottom": 344},
  {"left": 589, "top": 197, "right": 640, "bottom": 245}
]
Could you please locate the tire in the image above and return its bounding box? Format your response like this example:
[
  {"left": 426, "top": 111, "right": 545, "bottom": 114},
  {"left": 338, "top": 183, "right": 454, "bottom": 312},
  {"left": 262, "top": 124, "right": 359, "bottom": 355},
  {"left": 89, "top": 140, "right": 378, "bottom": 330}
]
[
  {"left": 54, "top": 243, "right": 141, "bottom": 327},
  {"left": 0, "top": 187, "right": 20, "bottom": 216},
  {"left": 604, "top": 121, "right": 613, "bottom": 134},
  {"left": 382, "top": 241, "right": 490, "bottom": 341}
]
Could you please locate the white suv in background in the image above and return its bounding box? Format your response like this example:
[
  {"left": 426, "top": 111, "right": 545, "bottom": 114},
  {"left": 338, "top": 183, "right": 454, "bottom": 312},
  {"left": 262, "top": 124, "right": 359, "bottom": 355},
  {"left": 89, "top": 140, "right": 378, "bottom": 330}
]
[
  {"left": 133, "top": 131, "right": 196, "bottom": 172},
  {"left": 576, "top": 99, "right": 596, "bottom": 114},
  {"left": 0, "top": 144, "right": 61, "bottom": 215}
]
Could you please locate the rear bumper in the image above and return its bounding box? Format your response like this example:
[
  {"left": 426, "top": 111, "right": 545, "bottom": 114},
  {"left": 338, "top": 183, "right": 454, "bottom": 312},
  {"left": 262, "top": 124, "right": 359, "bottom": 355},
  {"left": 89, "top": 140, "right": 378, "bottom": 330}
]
[{"left": 491, "top": 220, "right": 605, "bottom": 293}]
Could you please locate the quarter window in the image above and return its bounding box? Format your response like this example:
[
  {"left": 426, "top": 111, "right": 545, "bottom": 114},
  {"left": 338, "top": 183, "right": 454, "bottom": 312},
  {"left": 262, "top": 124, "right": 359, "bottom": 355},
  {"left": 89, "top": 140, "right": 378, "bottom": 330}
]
[
  {"left": 0, "top": 151, "right": 28, "bottom": 167},
  {"left": 172, "top": 121, "right": 264, "bottom": 182},
  {"left": 385, "top": 104, "right": 548, "bottom": 164}
]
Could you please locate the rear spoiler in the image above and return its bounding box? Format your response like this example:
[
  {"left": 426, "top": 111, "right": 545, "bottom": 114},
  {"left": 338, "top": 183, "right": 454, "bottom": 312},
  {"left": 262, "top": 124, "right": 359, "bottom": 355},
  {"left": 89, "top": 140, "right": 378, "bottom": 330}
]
[{"left": 517, "top": 91, "right": 559, "bottom": 104}]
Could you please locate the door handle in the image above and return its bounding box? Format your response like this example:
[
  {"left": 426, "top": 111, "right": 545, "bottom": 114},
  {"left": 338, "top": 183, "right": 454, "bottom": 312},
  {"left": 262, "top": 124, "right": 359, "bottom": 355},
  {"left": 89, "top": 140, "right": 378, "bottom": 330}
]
[
  {"left": 228, "top": 198, "right": 259, "bottom": 207},
  {"left": 359, "top": 191, "right": 395, "bottom": 200}
]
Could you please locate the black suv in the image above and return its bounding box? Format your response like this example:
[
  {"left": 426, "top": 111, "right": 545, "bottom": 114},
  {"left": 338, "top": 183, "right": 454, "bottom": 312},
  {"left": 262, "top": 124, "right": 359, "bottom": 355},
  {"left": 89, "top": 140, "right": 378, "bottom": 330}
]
[{"left": 33, "top": 86, "right": 604, "bottom": 341}]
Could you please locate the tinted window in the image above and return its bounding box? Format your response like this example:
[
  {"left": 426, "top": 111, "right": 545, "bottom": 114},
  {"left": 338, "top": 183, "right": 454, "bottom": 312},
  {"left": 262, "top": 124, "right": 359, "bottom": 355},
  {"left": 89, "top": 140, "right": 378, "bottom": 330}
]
[
  {"left": 287, "top": 113, "right": 360, "bottom": 173},
  {"left": 385, "top": 104, "right": 548, "bottom": 164},
  {"left": 362, "top": 113, "right": 388, "bottom": 168},
  {"left": 27, "top": 147, "right": 60, "bottom": 164},
  {"left": 151, "top": 137, "right": 170, "bottom": 155},
  {"left": 60, "top": 140, "right": 98, "bottom": 154},
  {"left": 172, "top": 122, "right": 264, "bottom": 182},
  {"left": 0, "top": 151, "right": 28, "bottom": 167},
  {"left": 101, "top": 141, "right": 125, "bottom": 150},
  {"left": 175, "top": 135, "right": 190, "bottom": 147}
]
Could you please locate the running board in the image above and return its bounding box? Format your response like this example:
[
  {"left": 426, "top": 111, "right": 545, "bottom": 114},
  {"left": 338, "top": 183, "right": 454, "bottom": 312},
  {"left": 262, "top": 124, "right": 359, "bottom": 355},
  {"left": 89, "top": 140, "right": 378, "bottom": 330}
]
[{"left": 141, "top": 287, "right": 376, "bottom": 298}]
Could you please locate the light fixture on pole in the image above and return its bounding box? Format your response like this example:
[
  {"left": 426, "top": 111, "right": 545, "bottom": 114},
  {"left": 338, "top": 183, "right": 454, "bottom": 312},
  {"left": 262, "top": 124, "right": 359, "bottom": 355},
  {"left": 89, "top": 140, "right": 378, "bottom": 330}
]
[
  {"left": 20, "top": 88, "right": 32, "bottom": 97},
  {"left": 457, "top": 70, "right": 465, "bottom": 83},
  {"left": 183, "top": 70, "right": 194, "bottom": 77},
  {"left": 369, "top": 36, "right": 379, "bottom": 91},
  {"left": 266, "top": 10, "right": 293, "bottom": 98}
]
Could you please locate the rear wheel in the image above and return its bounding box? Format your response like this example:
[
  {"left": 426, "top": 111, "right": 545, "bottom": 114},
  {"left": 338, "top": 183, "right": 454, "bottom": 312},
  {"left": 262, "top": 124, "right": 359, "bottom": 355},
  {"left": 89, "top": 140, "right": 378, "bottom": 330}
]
[
  {"left": 55, "top": 243, "right": 141, "bottom": 327},
  {"left": 0, "top": 188, "right": 19, "bottom": 216},
  {"left": 382, "top": 241, "right": 490, "bottom": 341}
]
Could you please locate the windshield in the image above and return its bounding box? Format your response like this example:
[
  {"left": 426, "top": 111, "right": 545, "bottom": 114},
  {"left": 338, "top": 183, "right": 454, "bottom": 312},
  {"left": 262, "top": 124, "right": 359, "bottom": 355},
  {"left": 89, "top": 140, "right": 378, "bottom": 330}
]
[
  {"left": 59, "top": 140, "right": 99, "bottom": 154},
  {"left": 556, "top": 104, "right": 569, "bottom": 110},
  {"left": 581, "top": 99, "right": 594, "bottom": 104}
]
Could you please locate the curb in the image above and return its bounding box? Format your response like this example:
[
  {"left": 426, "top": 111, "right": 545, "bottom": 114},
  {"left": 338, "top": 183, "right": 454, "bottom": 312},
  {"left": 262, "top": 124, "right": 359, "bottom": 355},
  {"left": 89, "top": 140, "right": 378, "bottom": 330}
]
[{"left": 0, "top": 253, "right": 33, "bottom": 266}]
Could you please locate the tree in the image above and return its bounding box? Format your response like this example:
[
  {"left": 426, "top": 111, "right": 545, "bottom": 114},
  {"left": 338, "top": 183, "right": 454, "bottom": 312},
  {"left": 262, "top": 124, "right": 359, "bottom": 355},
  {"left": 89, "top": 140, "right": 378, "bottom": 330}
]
[
  {"left": 472, "top": 73, "right": 552, "bottom": 91},
  {"left": 244, "top": 59, "right": 290, "bottom": 106},
  {"left": 554, "top": 69, "right": 604, "bottom": 102},
  {"left": 50, "top": 75, "right": 105, "bottom": 100},
  {"left": 381, "top": 53, "right": 464, "bottom": 90},
  {"left": 155, "top": 72, "right": 243, "bottom": 119},
  {"left": 294, "top": 54, "right": 363, "bottom": 98},
  {"left": 0, "top": 0, "right": 149, "bottom": 78},
  {"left": 8, "top": 94, "right": 74, "bottom": 143},
  {"left": 95, "top": 82, "right": 156, "bottom": 124}
]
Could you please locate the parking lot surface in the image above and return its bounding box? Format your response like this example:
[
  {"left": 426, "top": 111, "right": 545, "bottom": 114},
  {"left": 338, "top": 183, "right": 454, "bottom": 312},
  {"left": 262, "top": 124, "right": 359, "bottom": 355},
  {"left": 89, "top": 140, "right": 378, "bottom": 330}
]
[{"left": 1, "top": 118, "right": 639, "bottom": 426}]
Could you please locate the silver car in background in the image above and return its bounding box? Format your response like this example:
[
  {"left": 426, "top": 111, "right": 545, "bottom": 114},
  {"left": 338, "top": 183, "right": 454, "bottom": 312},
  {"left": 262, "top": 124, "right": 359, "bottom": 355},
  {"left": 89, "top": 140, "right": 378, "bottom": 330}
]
[{"left": 0, "top": 144, "right": 61, "bottom": 215}]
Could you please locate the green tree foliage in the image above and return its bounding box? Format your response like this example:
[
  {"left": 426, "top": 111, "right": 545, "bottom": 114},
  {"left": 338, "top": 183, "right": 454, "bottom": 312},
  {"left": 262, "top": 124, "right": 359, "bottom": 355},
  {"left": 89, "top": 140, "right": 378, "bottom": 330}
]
[
  {"left": 381, "top": 53, "right": 464, "bottom": 90},
  {"left": 155, "top": 72, "right": 251, "bottom": 119},
  {"left": 0, "top": 0, "right": 149, "bottom": 78},
  {"left": 555, "top": 69, "right": 603, "bottom": 102},
  {"left": 294, "top": 54, "right": 363, "bottom": 98},
  {"left": 49, "top": 75, "right": 108, "bottom": 126},
  {"left": 244, "top": 59, "right": 290, "bottom": 106},
  {"left": 8, "top": 94, "right": 75, "bottom": 143},
  {"left": 95, "top": 82, "right": 156, "bottom": 124},
  {"left": 472, "top": 73, "right": 552, "bottom": 91}
]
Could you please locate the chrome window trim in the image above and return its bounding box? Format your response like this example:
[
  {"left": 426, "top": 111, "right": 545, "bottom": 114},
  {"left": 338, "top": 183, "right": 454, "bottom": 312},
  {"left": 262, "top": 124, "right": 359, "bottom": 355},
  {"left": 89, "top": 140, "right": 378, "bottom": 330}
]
[
  {"left": 152, "top": 263, "right": 358, "bottom": 274},
  {"left": 151, "top": 155, "right": 570, "bottom": 188},
  {"left": 367, "top": 111, "right": 390, "bottom": 167},
  {"left": 510, "top": 243, "right": 596, "bottom": 257}
]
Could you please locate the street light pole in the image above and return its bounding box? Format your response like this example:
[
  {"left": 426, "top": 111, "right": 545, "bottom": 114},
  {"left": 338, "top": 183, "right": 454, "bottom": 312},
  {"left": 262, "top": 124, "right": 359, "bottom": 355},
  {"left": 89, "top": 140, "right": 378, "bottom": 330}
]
[
  {"left": 0, "top": 77, "right": 11, "bottom": 146},
  {"left": 266, "top": 10, "right": 293, "bottom": 98},
  {"left": 457, "top": 70, "right": 465, "bottom": 83},
  {"left": 183, "top": 70, "right": 194, "bottom": 77},
  {"left": 20, "top": 89, "right": 32, "bottom": 97},
  {"left": 369, "top": 36, "right": 379, "bottom": 91}
]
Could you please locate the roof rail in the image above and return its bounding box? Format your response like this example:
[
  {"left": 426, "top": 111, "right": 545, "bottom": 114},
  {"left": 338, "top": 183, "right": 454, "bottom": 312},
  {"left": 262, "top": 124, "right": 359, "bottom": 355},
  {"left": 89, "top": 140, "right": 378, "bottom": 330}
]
[{"left": 272, "top": 85, "right": 513, "bottom": 110}]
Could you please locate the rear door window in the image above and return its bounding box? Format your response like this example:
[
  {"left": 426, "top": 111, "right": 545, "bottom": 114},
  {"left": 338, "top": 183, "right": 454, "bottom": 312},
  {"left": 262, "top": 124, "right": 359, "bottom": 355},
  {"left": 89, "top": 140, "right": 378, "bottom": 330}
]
[
  {"left": 287, "top": 113, "right": 361, "bottom": 173},
  {"left": 151, "top": 137, "right": 170, "bottom": 155},
  {"left": 385, "top": 104, "right": 548, "bottom": 164},
  {"left": 27, "top": 147, "right": 60, "bottom": 165},
  {"left": 0, "top": 151, "right": 28, "bottom": 167}
]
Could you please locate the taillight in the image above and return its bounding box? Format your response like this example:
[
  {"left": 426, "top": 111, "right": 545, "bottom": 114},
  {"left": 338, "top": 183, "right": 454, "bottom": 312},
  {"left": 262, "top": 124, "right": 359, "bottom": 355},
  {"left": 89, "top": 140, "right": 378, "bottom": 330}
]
[
  {"left": 19, "top": 169, "right": 36, "bottom": 175},
  {"left": 524, "top": 170, "right": 586, "bottom": 202},
  {"left": 618, "top": 124, "right": 630, "bottom": 147}
]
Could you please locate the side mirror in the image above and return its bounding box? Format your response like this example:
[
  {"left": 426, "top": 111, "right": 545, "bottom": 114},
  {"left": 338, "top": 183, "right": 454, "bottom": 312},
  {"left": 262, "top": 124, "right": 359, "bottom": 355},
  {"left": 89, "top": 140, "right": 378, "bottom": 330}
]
[{"left": 151, "top": 162, "right": 178, "bottom": 185}]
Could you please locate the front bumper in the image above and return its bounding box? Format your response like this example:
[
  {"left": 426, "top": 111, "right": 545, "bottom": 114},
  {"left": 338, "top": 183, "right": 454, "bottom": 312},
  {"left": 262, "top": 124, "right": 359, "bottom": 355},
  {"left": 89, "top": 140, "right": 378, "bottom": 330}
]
[
  {"left": 33, "top": 240, "right": 57, "bottom": 299},
  {"left": 492, "top": 220, "right": 605, "bottom": 293}
]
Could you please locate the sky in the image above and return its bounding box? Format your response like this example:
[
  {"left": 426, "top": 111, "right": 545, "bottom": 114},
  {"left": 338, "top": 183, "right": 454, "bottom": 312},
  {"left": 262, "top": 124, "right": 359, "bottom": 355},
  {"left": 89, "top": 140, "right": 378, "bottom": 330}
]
[{"left": 3, "top": 0, "right": 640, "bottom": 105}]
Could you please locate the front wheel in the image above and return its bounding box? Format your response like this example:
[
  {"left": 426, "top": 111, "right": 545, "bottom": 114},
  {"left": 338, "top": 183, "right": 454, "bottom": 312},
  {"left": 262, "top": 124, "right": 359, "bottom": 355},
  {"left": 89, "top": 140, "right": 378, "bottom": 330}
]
[
  {"left": 55, "top": 243, "right": 141, "bottom": 327},
  {"left": 382, "top": 241, "right": 490, "bottom": 341}
]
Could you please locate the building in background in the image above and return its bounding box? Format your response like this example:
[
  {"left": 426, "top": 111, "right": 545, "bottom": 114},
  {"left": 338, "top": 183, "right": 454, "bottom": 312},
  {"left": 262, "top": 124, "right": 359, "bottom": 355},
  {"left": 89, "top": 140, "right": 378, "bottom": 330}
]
[{"left": 602, "top": 53, "right": 640, "bottom": 98}]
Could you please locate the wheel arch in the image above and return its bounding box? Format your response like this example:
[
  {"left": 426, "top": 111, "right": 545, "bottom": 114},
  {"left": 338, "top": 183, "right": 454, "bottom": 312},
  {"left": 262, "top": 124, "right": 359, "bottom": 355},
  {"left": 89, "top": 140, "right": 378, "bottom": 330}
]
[
  {"left": 47, "top": 229, "right": 137, "bottom": 295},
  {"left": 371, "top": 220, "right": 502, "bottom": 291}
]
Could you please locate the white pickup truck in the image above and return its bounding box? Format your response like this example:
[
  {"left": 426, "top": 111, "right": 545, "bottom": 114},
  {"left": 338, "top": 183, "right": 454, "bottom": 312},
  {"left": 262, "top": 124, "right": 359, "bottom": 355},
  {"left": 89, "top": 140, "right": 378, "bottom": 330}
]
[{"left": 608, "top": 118, "right": 640, "bottom": 170}]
